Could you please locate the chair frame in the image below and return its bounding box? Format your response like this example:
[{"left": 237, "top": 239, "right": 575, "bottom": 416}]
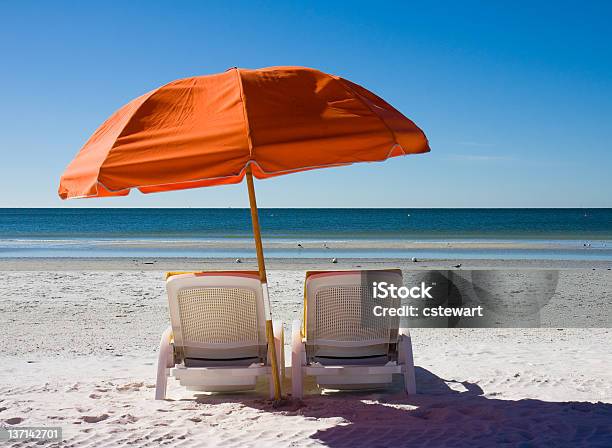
[
  {"left": 155, "top": 272, "right": 284, "bottom": 400},
  {"left": 291, "top": 270, "right": 416, "bottom": 399}
]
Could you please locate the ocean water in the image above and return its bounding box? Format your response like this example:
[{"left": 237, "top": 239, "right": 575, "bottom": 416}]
[{"left": 0, "top": 208, "right": 611, "bottom": 260}]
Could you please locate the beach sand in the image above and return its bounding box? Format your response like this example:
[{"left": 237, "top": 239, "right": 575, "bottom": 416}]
[{"left": 1, "top": 258, "right": 611, "bottom": 447}]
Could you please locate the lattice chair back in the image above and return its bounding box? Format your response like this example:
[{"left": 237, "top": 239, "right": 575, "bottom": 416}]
[
  {"left": 166, "top": 272, "right": 267, "bottom": 365},
  {"left": 304, "top": 269, "right": 402, "bottom": 361}
]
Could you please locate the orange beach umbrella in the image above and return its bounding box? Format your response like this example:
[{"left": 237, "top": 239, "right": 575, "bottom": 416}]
[{"left": 59, "top": 66, "right": 430, "bottom": 399}]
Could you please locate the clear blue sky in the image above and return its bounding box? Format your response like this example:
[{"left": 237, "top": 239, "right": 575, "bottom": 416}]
[{"left": 0, "top": 1, "right": 610, "bottom": 208}]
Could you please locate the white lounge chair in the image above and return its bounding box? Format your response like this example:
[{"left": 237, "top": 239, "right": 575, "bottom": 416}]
[
  {"left": 291, "top": 269, "right": 416, "bottom": 398},
  {"left": 155, "top": 271, "right": 284, "bottom": 400}
]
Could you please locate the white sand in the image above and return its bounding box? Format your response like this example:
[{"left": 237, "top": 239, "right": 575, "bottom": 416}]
[{"left": 1, "top": 259, "right": 611, "bottom": 447}]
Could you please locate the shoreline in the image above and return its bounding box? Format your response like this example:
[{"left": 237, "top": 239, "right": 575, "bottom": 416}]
[
  {"left": 2, "top": 237, "right": 610, "bottom": 249},
  {"left": 3, "top": 237, "right": 611, "bottom": 262}
]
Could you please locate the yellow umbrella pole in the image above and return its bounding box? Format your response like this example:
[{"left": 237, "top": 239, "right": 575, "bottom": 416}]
[{"left": 245, "top": 165, "right": 282, "bottom": 400}]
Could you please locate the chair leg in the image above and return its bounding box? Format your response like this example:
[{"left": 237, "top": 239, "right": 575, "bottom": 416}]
[
  {"left": 273, "top": 321, "right": 285, "bottom": 378},
  {"left": 270, "top": 321, "right": 285, "bottom": 399},
  {"left": 398, "top": 329, "right": 417, "bottom": 395},
  {"left": 291, "top": 320, "right": 304, "bottom": 399},
  {"left": 155, "top": 326, "right": 174, "bottom": 400}
]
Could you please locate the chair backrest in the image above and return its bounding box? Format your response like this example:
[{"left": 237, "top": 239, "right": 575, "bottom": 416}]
[
  {"left": 166, "top": 271, "right": 267, "bottom": 363},
  {"left": 304, "top": 269, "right": 402, "bottom": 359}
]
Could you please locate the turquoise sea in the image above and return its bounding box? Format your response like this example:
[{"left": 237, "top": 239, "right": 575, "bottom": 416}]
[{"left": 0, "top": 208, "right": 611, "bottom": 260}]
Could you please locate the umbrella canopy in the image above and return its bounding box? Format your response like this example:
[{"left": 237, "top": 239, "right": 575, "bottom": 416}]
[
  {"left": 58, "top": 66, "right": 430, "bottom": 401},
  {"left": 59, "top": 66, "right": 429, "bottom": 199}
]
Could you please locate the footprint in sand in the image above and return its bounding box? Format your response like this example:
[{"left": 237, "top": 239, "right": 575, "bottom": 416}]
[
  {"left": 81, "top": 413, "right": 109, "bottom": 423},
  {"left": 114, "top": 414, "right": 138, "bottom": 424},
  {"left": 5, "top": 417, "right": 24, "bottom": 424},
  {"left": 116, "top": 382, "right": 144, "bottom": 391}
]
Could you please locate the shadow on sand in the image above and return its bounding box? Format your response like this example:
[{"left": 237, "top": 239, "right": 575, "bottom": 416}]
[{"left": 191, "top": 367, "right": 612, "bottom": 448}]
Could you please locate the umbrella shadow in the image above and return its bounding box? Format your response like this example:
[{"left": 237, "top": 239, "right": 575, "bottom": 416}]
[
  {"left": 189, "top": 367, "right": 612, "bottom": 448},
  {"left": 307, "top": 367, "right": 612, "bottom": 448}
]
